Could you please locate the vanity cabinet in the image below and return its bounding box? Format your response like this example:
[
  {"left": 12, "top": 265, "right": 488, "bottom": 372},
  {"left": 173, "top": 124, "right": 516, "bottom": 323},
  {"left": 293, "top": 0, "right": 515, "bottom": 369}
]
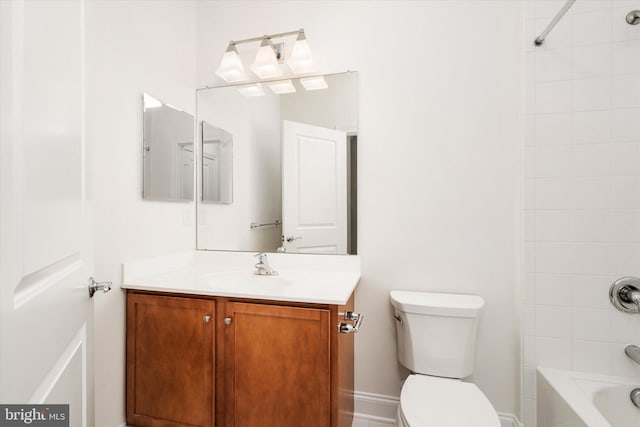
[
  {"left": 225, "top": 302, "right": 330, "bottom": 427},
  {"left": 126, "top": 293, "right": 216, "bottom": 427},
  {"left": 126, "top": 291, "right": 355, "bottom": 427}
]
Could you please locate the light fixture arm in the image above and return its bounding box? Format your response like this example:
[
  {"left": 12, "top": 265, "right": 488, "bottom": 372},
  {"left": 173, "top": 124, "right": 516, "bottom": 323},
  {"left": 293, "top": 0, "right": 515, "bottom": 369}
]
[{"left": 229, "top": 29, "right": 304, "bottom": 46}]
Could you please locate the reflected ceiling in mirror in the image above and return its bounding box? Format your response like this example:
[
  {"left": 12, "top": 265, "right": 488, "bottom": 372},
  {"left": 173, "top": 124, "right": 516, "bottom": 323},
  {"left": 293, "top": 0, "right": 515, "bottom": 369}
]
[
  {"left": 196, "top": 71, "right": 358, "bottom": 255},
  {"left": 142, "top": 94, "right": 195, "bottom": 202}
]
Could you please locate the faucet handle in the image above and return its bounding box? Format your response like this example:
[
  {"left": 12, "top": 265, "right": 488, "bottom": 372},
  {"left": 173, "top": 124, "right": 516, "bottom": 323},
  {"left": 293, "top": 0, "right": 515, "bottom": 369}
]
[
  {"left": 610, "top": 277, "right": 640, "bottom": 313},
  {"left": 254, "top": 252, "right": 267, "bottom": 261}
]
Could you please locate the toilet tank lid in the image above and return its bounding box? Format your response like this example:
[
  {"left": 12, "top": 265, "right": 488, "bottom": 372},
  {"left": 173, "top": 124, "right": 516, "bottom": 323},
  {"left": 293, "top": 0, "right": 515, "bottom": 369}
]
[{"left": 390, "top": 291, "right": 484, "bottom": 317}]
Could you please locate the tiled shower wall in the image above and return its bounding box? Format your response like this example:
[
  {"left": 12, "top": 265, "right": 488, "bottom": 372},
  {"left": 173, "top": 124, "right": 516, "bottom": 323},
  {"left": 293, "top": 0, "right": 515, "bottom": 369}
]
[{"left": 523, "top": 0, "right": 640, "bottom": 425}]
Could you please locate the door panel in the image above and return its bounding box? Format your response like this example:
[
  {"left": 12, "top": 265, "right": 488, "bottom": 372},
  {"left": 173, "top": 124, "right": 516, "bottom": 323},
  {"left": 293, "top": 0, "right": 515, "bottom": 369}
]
[
  {"left": 226, "top": 302, "right": 330, "bottom": 427},
  {"left": 282, "top": 121, "right": 347, "bottom": 254},
  {"left": 41, "top": 331, "right": 85, "bottom": 424},
  {"left": 0, "top": 2, "right": 93, "bottom": 426}
]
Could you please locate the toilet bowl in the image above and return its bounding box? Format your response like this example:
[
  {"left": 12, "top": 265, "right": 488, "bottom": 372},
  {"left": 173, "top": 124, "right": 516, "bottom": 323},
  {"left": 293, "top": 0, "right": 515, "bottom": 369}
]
[
  {"left": 390, "top": 291, "right": 500, "bottom": 427},
  {"left": 396, "top": 375, "right": 499, "bottom": 427}
]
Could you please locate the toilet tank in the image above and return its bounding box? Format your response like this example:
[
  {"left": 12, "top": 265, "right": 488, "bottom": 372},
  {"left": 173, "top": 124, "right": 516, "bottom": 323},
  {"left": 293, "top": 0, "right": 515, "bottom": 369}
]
[{"left": 390, "top": 291, "right": 484, "bottom": 379}]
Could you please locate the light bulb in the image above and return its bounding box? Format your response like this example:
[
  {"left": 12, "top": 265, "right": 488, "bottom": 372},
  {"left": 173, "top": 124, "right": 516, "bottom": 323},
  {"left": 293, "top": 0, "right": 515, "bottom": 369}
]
[{"left": 215, "top": 42, "right": 248, "bottom": 83}]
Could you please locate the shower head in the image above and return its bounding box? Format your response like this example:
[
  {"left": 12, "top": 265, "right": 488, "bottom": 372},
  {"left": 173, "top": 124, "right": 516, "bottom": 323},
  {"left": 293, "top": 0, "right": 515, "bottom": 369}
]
[{"left": 627, "top": 10, "right": 640, "bottom": 25}]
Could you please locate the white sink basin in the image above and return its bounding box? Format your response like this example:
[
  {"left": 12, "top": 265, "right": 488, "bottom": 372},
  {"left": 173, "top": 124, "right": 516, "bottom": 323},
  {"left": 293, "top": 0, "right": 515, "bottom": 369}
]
[{"left": 198, "top": 270, "right": 297, "bottom": 290}]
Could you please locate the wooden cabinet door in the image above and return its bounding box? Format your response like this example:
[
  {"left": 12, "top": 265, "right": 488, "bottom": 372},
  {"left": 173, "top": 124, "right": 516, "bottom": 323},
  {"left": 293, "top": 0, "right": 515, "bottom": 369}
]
[
  {"left": 225, "top": 302, "right": 330, "bottom": 427},
  {"left": 127, "top": 293, "right": 215, "bottom": 427}
]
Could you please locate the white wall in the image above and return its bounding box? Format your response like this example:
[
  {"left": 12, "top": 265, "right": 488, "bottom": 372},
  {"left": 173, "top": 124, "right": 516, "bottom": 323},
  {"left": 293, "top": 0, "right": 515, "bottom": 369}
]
[
  {"left": 85, "top": 2, "right": 197, "bottom": 426},
  {"left": 197, "top": 0, "right": 523, "bottom": 419},
  {"left": 522, "top": 1, "right": 640, "bottom": 425}
]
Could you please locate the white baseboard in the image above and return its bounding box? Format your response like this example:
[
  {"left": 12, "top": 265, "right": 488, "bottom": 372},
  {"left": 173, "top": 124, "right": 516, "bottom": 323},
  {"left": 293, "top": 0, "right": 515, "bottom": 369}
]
[
  {"left": 354, "top": 390, "right": 399, "bottom": 421},
  {"left": 120, "top": 394, "right": 522, "bottom": 427},
  {"left": 352, "top": 414, "right": 395, "bottom": 427},
  {"left": 352, "top": 391, "right": 522, "bottom": 427}
]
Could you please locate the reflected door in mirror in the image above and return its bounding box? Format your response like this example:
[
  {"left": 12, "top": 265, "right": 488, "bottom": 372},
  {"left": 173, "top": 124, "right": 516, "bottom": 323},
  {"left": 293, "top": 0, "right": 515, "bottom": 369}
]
[{"left": 282, "top": 121, "right": 347, "bottom": 254}]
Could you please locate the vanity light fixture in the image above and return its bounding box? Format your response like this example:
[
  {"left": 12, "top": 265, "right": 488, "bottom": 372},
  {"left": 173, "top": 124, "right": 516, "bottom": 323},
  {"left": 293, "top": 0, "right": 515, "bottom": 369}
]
[
  {"left": 215, "top": 42, "right": 248, "bottom": 82},
  {"left": 215, "top": 29, "right": 315, "bottom": 83},
  {"left": 236, "top": 83, "right": 265, "bottom": 97},
  {"left": 267, "top": 79, "right": 296, "bottom": 94},
  {"left": 299, "top": 76, "right": 328, "bottom": 91}
]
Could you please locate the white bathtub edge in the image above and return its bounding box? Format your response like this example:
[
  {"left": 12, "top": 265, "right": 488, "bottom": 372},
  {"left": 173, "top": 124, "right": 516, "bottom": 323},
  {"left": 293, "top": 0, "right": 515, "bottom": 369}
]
[{"left": 536, "top": 367, "right": 631, "bottom": 427}]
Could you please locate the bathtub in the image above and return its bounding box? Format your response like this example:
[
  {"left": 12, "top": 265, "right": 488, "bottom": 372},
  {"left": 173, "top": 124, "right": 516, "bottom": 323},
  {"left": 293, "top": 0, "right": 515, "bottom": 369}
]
[{"left": 537, "top": 367, "right": 640, "bottom": 427}]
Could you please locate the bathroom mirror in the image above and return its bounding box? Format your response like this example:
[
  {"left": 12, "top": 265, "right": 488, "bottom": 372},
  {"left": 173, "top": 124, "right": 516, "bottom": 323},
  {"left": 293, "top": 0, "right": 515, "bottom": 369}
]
[
  {"left": 196, "top": 71, "right": 358, "bottom": 255},
  {"left": 142, "top": 94, "right": 195, "bottom": 202}
]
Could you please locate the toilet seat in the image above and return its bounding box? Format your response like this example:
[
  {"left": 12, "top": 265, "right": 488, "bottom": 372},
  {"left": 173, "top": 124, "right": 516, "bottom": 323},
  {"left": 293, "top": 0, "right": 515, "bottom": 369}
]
[{"left": 398, "top": 375, "right": 500, "bottom": 427}]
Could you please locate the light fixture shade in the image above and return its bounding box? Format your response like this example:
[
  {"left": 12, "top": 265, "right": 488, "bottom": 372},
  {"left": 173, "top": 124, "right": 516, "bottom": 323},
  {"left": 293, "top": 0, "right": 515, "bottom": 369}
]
[
  {"left": 215, "top": 43, "right": 248, "bottom": 83},
  {"left": 268, "top": 80, "right": 296, "bottom": 94},
  {"left": 236, "top": 83, "right": 265, "bottom": 97},
  {"left": 250, "top": 38, "right": 282, "bottom": 79},
  {"left": 288, "top": 31, "right": 315, "bottom": 74},
  {"left": 300, "top": 76, "right": 328, "bottom": 91}
]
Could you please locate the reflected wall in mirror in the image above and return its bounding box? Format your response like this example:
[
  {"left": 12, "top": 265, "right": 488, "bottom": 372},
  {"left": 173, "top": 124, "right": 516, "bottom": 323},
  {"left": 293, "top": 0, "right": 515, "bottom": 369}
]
[
  {"left": 142, "top": 94, "right": 195, "bottom": 202},
  {"left": 202, "top": 122, "right": 233, "bottom": 204},
  {"left": 196, "top": 72, "right": 358, "bottom": 255}
]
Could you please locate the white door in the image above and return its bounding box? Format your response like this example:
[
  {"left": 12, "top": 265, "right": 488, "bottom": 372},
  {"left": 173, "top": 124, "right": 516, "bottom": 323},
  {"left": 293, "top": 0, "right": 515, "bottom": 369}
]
[
  {"left": 1, "top": 1, "right": 95, "bottom": 426},
  {"left": 282, "top": 121, "right": 347, "bottom": 254}
]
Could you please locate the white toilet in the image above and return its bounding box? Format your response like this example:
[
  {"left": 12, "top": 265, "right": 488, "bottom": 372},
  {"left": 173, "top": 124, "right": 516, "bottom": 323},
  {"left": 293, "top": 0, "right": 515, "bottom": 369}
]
[{"left": 390, "top": 291, "right": 500, "bottom": 427}]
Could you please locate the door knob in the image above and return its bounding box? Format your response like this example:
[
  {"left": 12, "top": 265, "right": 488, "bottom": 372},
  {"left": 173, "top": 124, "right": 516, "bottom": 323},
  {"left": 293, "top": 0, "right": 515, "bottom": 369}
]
[
  {"left": 88, "top": 277, "right": 112, "bottom": 298},
  {"left": 285, "top": 235, "right": 302, "bottom": 242}
]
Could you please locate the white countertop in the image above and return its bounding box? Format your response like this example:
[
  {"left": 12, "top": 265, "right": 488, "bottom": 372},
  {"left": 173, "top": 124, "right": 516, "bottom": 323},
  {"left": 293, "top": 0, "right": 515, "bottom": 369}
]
[{"left": 121, "top": 251, "right": 361, "bottom": 305}]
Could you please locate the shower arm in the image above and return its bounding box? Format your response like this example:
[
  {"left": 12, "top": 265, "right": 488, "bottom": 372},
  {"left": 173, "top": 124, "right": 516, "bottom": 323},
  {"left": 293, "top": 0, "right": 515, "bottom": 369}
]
[{"left": 534, "top": 0, "right": 577, "bottom": 46}]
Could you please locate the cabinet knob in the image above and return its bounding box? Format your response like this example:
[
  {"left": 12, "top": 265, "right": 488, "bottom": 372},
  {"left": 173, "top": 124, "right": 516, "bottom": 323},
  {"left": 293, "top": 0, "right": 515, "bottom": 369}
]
[
  {"left": 203, "top": 315, "right": 211, "bottom": 324},
  {"left": 224, "top": 317, "right": 232, "bottom": 325}
]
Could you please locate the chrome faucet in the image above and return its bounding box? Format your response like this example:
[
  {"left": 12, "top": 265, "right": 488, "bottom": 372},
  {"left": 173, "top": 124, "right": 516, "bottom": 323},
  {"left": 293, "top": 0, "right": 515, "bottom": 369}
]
[
  {"left": 623, "top": 345, "right": 640, "bottom": 408},
  {"left": 625, "top": 344, "right": 640, "bottom": 366},
  {"left": 254, "top": 253, "right": 278, "bottom": 276}
]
